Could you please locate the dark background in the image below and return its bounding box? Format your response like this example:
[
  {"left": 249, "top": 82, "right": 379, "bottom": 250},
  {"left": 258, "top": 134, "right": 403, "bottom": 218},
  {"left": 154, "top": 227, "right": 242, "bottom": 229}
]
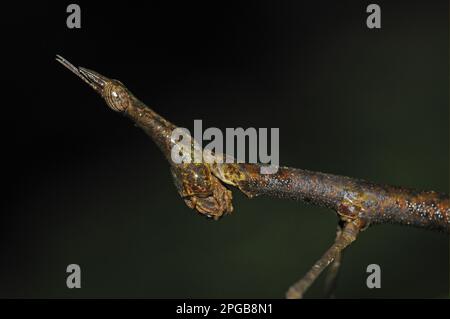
[{"left": 1, "top": 0, "right": 448, "bottom": 298}]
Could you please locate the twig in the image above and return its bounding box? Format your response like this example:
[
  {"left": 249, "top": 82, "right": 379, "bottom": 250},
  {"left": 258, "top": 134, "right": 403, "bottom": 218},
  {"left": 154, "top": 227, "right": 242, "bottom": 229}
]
[{"left": 56, "top": 56, "right": 450, "bottom": 298}]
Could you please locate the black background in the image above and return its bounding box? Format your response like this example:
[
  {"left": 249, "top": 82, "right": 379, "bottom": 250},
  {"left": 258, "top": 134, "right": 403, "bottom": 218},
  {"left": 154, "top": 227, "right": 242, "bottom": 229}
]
[{"left": 1, "top": 1, "right": 448, "bottom": 298}]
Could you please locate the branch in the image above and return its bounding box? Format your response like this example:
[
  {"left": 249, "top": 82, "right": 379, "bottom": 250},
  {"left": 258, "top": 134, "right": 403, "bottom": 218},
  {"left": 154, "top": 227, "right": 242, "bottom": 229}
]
[{"left": 56, "top": 56, "right": 450, "bottom": 298}]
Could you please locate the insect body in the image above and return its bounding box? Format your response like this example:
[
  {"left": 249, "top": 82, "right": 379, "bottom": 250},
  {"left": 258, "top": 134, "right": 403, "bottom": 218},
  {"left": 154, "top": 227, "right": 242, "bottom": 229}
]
[
  {"left": 56, "top": 55, "right": 233, "bottom": 219},
  {"left": 57, "top": 56, "right": 449, "bottom": 299}
]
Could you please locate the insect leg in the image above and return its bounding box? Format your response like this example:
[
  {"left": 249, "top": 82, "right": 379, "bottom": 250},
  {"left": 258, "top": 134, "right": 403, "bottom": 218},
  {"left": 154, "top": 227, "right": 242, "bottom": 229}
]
[{"left": 286, "top": 220, "right": 360, "bottom": 299}]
